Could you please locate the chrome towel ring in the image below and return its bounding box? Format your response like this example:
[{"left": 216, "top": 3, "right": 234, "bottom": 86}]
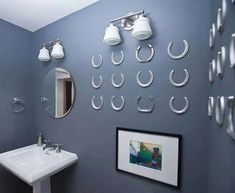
[
  {"left": 215, "top": 96, "right": 226, "bottom": 126},
  {"left": 169, "top": 97, "right": 189, "bottom": 115},
  {"left": 111, "top": 50, "right": 124, "bottom": 65},
  {"left": 91, "top": 75, "right": 103, "bottom": 89},
  {"left": 136, "top": 70, "right": 154, "bottom": 88},
  {"left": 209, "top": 23, "right": 216, "bottom": 49},
  {"left": 111, "top": 96, "right": 125, "bottom": 111},
  {"left": 230, "top": 34, "right": 235, "bottom": 68},
  {"left": 136, "top": 95, "right": 155, "bottom": 113},
  {"left": 92, "top": 54, "right": 103, "bottom": 68},
  {"left": 216, "top": 46, "right": 226, "bottom": 77},
  {"left": 169, "top": 69, "right": 190, "bottom": 87},
  {"left": 111, "top": 73, "right": 125, "bottom": 88},
  {"left": 226, "top": 96, "right": 235, "bottom": 139},
  {"left": 167, "top": 40, "right": 189, "bottom": 60},
  {"left": 208, "top": 97, "right": 215, "bottom": 118},
  {"left": 135, "top": 44, "right": 155, "bottom": 63},
  {"left": 209, "top": 59, "right": 216, "bottom": 83},
  {"left": 91, "top": 96, "right": 104, "bottom": 110}
]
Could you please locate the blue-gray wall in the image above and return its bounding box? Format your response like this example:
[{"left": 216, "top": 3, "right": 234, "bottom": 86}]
[
  {"left": 0, "top": 19, "right": 34, "bottom": 193},
  {"left": 208, "top": 1, "right": 235, "bottom": 193},
  {"left": 31, "top": 0, "right": 211, "bottom": 193}
]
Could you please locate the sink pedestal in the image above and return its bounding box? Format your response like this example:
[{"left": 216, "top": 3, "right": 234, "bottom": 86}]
[{"left": 33, "top": 178, "right": 51, "bottom": 193}]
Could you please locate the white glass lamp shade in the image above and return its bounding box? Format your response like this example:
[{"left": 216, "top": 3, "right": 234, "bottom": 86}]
[
  {"left": 132, "top": 15, "right": 152, "bottom": 40},
  {"left": 51, "top": 42, "right": 64, "bottom": 58},
  {"left": 38, "top": 46, "right": 50, "bottom": 62},
  {"left": 103, "top": 23, "right": 121, "bottom": 46}
]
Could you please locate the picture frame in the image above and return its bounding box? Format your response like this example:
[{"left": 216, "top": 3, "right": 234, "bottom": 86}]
[{"left": 116, "top": 127, "right": 182, "bottom": 188}]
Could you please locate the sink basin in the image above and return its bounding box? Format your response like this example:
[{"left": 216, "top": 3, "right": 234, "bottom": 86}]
[{"left": 0, "top": 144, "right": 78, "bottom": 193}]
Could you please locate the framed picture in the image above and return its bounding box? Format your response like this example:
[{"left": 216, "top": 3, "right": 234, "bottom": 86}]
[{"left": 116, "top": 127, "right": 182, "bottom": 188}]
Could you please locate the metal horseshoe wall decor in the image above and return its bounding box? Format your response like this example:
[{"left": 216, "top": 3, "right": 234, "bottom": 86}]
[
  {"left": 111, "top": 50, "right": 124, "bottom": 65},
  {"left": 92, "top": 54, "right": 103, "bottom": 68},
  {"left": 136, "top": 70, "right": 154, "bottom": 88},
  {"left": 91, "top": 75, "right": 103, "bottom": 89},
  {"left": 230, "top": 34, "right": 235, "bottom": 68},
  {"left": 208, "top": 96, "right": 215, "bottom": 118},
  {"left": 226, "top": 96, "right": 235, "bottom": 139},
  {"left": 216, "top": 46, "right": 226, "bottom": 77},
  {"left": 136, "top": 95, "right": 155, "bottom": 113},
  {"left": 167, "top": 40, "right": 189, "bottom": 60},
  {"left": 41, "top": 97, "right": 50, "bottom": 111},
  {"left": 135, "top": 44, "right": 155, "bottom": 63},
  {"left": 209, "top": 23, "right": 216, "bottom": 49},
  {"left": 169, "top": 96, "right": 189, "bottom": 115},
  {"left": 11, "top": 97, "right": 25, "bottom": 113},
  {"left": 169, "top": 69, "right": 190, "bottom": 87},
  {"left": 217, "top": 0, "right": 227, "bottom": 32},
  {"left": 91, "top": 96, "right": 104, "bottom": 110},
  {"left": 215, "top": 96, "right": 226, "bottom": 126},
  {"left": 111, "top": 73, "right": 125, "bottom": 88},
  {"left": 111, "top": 96, "right": 125, "bottom": 111},
  {"left": 209, "top": 59, "right": 216, "bottom": 83}
]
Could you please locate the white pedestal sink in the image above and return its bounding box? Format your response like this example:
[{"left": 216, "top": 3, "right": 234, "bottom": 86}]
[{"left": 0, "top": 144, "right": 78, "bottom": 193}]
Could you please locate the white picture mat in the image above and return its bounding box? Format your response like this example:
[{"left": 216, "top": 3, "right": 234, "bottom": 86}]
[{"left": 117, "top": 130, "right": 179, "bottom": 186}]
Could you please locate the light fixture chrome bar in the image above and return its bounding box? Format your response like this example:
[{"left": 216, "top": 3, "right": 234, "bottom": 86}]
[
  {"left": 43, "top": 39, "right": 62, "bottom": 48},
  {"left": 110, "top": 10, "right": 144, "bottom": 23}
]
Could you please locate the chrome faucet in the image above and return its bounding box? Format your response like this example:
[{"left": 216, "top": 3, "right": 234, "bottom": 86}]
[
  {"left": 43, "top": 140, "right": 62, "bottom": 153},
  {"left": 42, "top": 140, "right": 53, "bottom": 150}
]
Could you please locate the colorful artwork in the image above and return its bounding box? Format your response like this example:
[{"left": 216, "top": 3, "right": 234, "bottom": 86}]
[{"left": 130, "top": 140, "right": 162, "bottom": 170}]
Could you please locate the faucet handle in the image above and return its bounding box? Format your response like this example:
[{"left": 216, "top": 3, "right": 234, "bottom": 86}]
[{"left": 55, "top": 144, "right": 62, "bottom": 153}]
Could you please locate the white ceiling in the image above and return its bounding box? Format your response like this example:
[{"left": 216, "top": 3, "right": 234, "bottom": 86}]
[{"left": 0, "top": 0, "right": 99, "bottom": 32}]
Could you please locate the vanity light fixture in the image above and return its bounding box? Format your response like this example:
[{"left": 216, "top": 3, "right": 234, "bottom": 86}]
[
  {"left": 38, "top": 39, "right": 64, "bottom": 62},
  {"left": 103, "top": 10, "right": 152, "bottom": 46}
]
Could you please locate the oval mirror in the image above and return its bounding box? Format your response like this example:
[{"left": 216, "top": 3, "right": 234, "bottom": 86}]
[{"left": 41, "top": 68, "right": 75, "bottom": 118}]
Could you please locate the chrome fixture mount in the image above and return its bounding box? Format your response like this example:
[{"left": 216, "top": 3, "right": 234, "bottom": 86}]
[
  {"left": 209, "top": 23, "right": 216, "bottom": 49},
  {"left": 111, "top": 96, "right": 125, "bottom": 111},
  {"left": 91, "top": 75, "right": 103, "bottom": 89},
  {"left": 11, "top": 97, "right": 25, "bottom": 113},
  {"left": 208, "top": 97, "right": 215, "bottom": 118},
  {"left": 111, "top": 73, "right": 125, "bottom": 88},
  {"left": 217, "top": 0, "right": 227, "bottom": 32},
  {"left": 110, "top": 10, "right": 144, "bottom": 30},
  {"left": 226, "top": 96, "right": 235, "bottom": 139},
  {"left": 209, "top": 59, "right": 216, "bottom": 83},
  {"left": 167, "top": 40, "right": 189, "bottom": 60},
  {"left": 135, "top": 44, "right": 155, "bottom": 63},
  {"left": 136, "top": 70, "right": 154, "bottom": 88},
  {"left": 169, "top": 97, "right": 189, "bottom": 115},
  {"left": 215, "top": 96, "right": 226, "bottom": 126},
  {"left": 91, "top": 96, "right": 104, "bottom": 110},
  {"left": 230, "top": 34, "right": 235, "bottom": 68},
  {"left": 92, "top": 54, "right": 103, "bottom": 68},
  {"left": 136, "top": 95, "right": 155, "bottom": 113},
  {"left": 169, "top": 69, "right": 190, "bottom": 87},
  {"left": 216, "top": 46, "right": 226, "bottom": 77},
  {"left": 111, "top": 50, "right": 124, "bottom": 65}
]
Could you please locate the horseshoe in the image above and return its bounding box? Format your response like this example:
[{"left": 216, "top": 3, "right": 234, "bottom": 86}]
[
  {"left": 226, "top": 96, "right": 235, "bottom": 139},
  {"left": 209, "top": 23, "right": 216, "bottom": 49},
  {"left": 91, "top": 75, "right": 103, "bottom": 89},
  {"left": 111, "top": 50, "right": 124, "bottom": 65},
  {"left": 230, "top": 34, "right": 235, "bottom": 68},
  {"left": 216, "top": 46, "right": 226, "bottom": 77},
  {"left": 136, "top": 95, "right": 155, "bottom": 113},
  {"left": 111, "top": 73, "right": 125, "bottom": 88},
  {"left": 92, "top": 54, "right": 103, "bottom": 68},
  {"left": 111, "top": 96, "right": 125, "bottom": 111},
  {"left": 209, "top": 59, "right": 216, "bottom": 83},
  {"left": 136, "top": 70, "right": 154, "bottom": 88},
  {"left": 208, "top": 97, "right": 215, "bottom": 118},
  {"left": 215, "top": 96, "right": 226, "bottom": 126},
  {"left": 169, "top": 69, "right": 190, "bottom": 87},
  {"left": 169, "top": 97, "right": 189, "bottom": 114},
  {"left": 135, "top": 44, "right": 155, "bottom": 63},
  {"left": 217, "top": 0, "right": 227, "bottom": 32},
  {"left": 167, "top": 40, "right": 189, "bottom": 60},
  {"left": 91, "top": 96, "right": 103, "bottom": 110}
]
